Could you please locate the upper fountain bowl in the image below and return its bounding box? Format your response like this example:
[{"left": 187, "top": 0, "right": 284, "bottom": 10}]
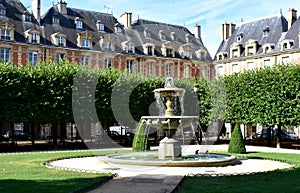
[{"left": 153, "top": 87, "right": 185, "bottom": 97}]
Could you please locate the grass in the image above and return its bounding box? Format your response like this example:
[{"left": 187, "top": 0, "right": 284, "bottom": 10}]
[
  {"left": 175, "top": 152, "right": 300, "bottom": 193},
  {"left": 0, "top": 150, "right": 127, "bottom": 193}
]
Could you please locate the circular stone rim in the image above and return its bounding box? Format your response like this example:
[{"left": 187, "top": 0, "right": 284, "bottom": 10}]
[{"left": 105, "top": 152, "right": 237, "bottom": 167}]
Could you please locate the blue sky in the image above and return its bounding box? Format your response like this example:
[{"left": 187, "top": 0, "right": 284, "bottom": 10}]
[{"left": 22, "top": 0, "right": 300, "bottom": 56}]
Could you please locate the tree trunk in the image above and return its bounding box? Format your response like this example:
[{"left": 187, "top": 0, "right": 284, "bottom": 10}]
[
  {"left": 276, "top": 125, "right": 282, "bottom": 149},
  {"left": 267, "top": 127, "right": 272, "bottom": 147},
  {"left": 52, "top": 122, "right": 58, "bottom": 149}
]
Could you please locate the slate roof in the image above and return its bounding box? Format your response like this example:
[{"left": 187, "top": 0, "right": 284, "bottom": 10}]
[
  {"left": 40, "top": 4, "right": 212, "bottom": 62},
  {"left": 0, "top": 0, "right": 40, "bottom": 43},
  {"left": 284, "top": 17, "right": 300, "bottom": 49},
  {"left": 215, "top": 15, "right": 288, "bottom": 59}
]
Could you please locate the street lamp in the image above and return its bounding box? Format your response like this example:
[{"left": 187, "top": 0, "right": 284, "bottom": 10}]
[{"left": 193, "top": 82, "right": 199, "bottom": 93}]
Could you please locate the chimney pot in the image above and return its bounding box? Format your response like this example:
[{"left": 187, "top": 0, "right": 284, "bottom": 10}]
[
  {"left": 288, "top": 8, "right": 297, "bottom": 29},
  {"left": 194, "top": 23, "right": 201, "bottom": 39},
  {"left": 120, "top": 12, "right": 132, "bottom": 28}
]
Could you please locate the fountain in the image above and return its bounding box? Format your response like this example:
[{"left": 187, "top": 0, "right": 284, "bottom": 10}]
[{"left": 106, "top": 77, "right": 236, "bottom": 167}]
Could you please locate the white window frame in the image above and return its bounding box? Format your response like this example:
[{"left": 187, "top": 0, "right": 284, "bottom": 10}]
[
  {"left": 0, "top": 9, "right": 6, "bottom": 16},
  {"left": 32, "top": 32, "right": 38, "bottom": 44},
  {"left": 97, "top": 23, "right": 104, "bottom": 31},
  {"left": 166, "top": 63, "right": 173, "bottom": 77},
  {"left": 76, "top": 21, "right": 83, "bottom": 29},
  {"left": 52, "top": 17, "right": 60, "bottom": 25},
  {"left": 104, "top": 58, "right": 113, "bottom": 68},
  {"left": 127, "top": 60, "right": 134, "bottom": 73},
  {"left": 147, "top": 61, "right": 154, "bottom": 76},
  {"left": 82, "top": 56, "right": 89, "bottom": 66},
  {"left": 1, "top": 29, "right": 10, "bottom": 40},
  {"left": 184, "top": 65, "right": 190, "bottom": 78},
  {"left": 81, "top": 39, "right": 90, "bottom": 48},
  {"left": 0, "top": 48, "right": 10, "bottom": 63},
  {"left": 29, "top": 51, "right": 38, "bottom": 66},
  {"left": 58, "top": 36, "right": 64, "bottom": 46}
]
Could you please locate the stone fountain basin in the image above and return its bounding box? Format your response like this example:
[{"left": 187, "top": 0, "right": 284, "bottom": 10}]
[
  {"left": 141, "top": 116, "right": 199, "bottom": 129},
  {"left": 105, "top": 152, "right": 237, "bottom": 167}
]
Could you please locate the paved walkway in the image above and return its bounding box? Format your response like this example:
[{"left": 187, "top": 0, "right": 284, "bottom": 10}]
[{"left": 47, "top": 145, "right": 300, "bottom": 193}]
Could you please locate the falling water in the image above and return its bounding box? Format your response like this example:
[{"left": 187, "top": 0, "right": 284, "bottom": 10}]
[
  {"left": 132, "top": 119, "right": 148, "bottom": 151},
  {"left": 155, "top": 92, "right": 166, "bottom": 116}
]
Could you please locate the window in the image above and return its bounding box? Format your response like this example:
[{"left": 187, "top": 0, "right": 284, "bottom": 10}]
[
  {"left": 104, "top": 42, "right": 112, "bottom": 51},
  {"left": 32, "top": 33, "right": 38, "bottom": 44},
  {"left": 147, "top": 46, "right": 153, "bottom": 55},
  {"left": 184, "top": 65, "right": 190, "bottom": 78},
  {"left": 146, "top": 31, "right": 151, "bottom": 38},
  {"left": 24, "top": 14, "right": 31, "bottom": 22},
  {"left": 217, "top": 66, "right": 224, "bottom": 76},
  {"left": 29, "top": 51, "right": 38, "bottom": 65},
  {"left": 58, "top": 36, "right": 64, "bottom": 46},
  {"left": 56, "top": 53, "right": 65, "bottom": 63},
  {"left": 104, "top": 58, "right": 113, "bottom": 68},
  {"left": 201, "top": 67, "right": 207, "bottom": 78},
  {"left": 52, "top": 17, "right": 60, "bottom": 25},
  {"left": 159, "top": 30, "right": 166, "bottom": 41},
  {"left": 147, "top": 61, "right": 154, "bottom": 76},
  {"left": 166, "top": 63, "right": 173, "bottom": 76},
  {"left": 247, "top": 62, "right": 256, "bottom": 70},
  {"left": 0, "top": 48, "right": 10, "bottom": 63},
  {"left": 76, "top": 20, "right": 83, "bottom": 29},
  {"left": 1, "top": 29, "right": 10, "bottom": 40},
  {"left": 263, "top": 59, "right": 272, "bottom": 68},
  {"left": 115, "top": 24, "right": 122, "bottom": 33},
  {"left": 127, "top": 60, "right": 134, "bottom": 73},
  {"left": 128, "top": 43, "right": 133, "bottom": 53},
  {"left": 81, "top": 39, "right": 90, "bottom": 48},
  {"left": 166, "top": 48, "right": 173, "bottom": 57},
  {"left": 232, "top": 64, "right": 239, "bottom": 74},
  {"left": 97, "top": 23, "right": 104, "bottom": 31},
  {"left": 263, "top": 26, "right": 270, "bottom": 37},
  {"left": 82, "top": 56, "right": 89, "bottom": 66},
  {"left": 0, "top": 8, "right": 6, "bottom": 16},
  {"left": 236, "top": 33, "right": 243, "bottom": 42},
  {"left": 282, "top": 57, "right": 290, "bottom": 65}
]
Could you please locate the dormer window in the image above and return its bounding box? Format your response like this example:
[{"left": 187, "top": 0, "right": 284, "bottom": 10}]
[
  {"left": 263, "top": 26, "right": 270, "bottom": 37},
  {"left": 0, "top": 4, "right": 6, "bottom": 16},
  {"left": 74, "top": 17, "right": 83, "bottom": 29},
  {"left": 23, "top": 11, "right": 31, "bottom": 22},
  {"left": 122, "top": 40, "right": 135, "bottom": 54},
  {"left": 77, "top": 31, "right": 93, "bottom": 49},
  {"left": 185, "top": 34, "right": 191, "bottom": 43},
  {"left": 236, "top": 32, "right": 243, "bottom": 42},
  {"left": 144, "top": 28, "right": 151, "bottom": 38},
  {"left": 0, "top": 22, "right": 14, "bottom": 41},
  {"left": 96, "top": 20, "right": 104, "bottom": 32},
  {"left": 114, "top": 23, "right": 122, "bottom": 33},
  {"left": 245, "top": 39, "right": 258, "bottom": 56},
  {"left": 280, "top": 39, "right": 294, "bottom": 50},
  {"left": 24, "top": 29, "right": 40, "bottom": 44},
  {"left": 196, "top": 49, "right": 208, "bottom": 60},
  {"left": 143, "top": 43, "right": 155, "bottom": 56},
  {"left": 179, "top": 44, "right": 193, "bottom": 59},
  {"left": 262, "top": 43, "right": 275, "bottom": 53},
  {"left": 1, "top": 29, "right": 10, "bottom": 40},
  {"left": 51, "top": 32, "right": 66, "bottom": 47},
  {"left": 32, "top": 32, "right": 38, "bottom": 44},
  {"left": 230, "top": 43, "right": 242, "bottom": 58},
  {"left": 171, "top": 32, "right": 177, "bottom": 41},
  {"left": 100, "top": 34, "right": 116, "bottom": 51},
  {"left": 52, "top": 16, "right": 60, "bottom": 25},
  {"left": 159, "top": 30, "right": 166, "bottom": 41},
  {"left": 161, "top": 41, "right": 175, "bottom": 57}
]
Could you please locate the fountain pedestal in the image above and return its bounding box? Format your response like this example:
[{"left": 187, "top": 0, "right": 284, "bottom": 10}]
[{"left": 158, "top": 137, "right": 181, "bottom": 160}]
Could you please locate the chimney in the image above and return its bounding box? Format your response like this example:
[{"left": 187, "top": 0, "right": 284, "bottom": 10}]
[
  {"left": 222, "top": 22, "right": 229, "bottom": 41},
  {"left": 194, "top": 23, "right": 201, "bottom": 39},
  {"left": 120, "top": 12, "right": 132, "bottom": 28},
  {"left": 229, "top": 22, "right": 236, "bottom": 37},
  {"left": 56, "top": 0, "right": 67, "bottom": 14},
  {"left": 32, "top": 0, "right": 41, "bottom": 22},
  {"left": 288, "top": 8, "right": 297, "bottom": 29},
  {"left": 222, "top": 22, "right": 235, "bottom": 41}
]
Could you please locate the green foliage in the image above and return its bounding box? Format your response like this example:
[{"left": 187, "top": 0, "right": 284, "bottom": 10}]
[
  {"left": 225, "top": 64, "right": 300, "bottom": 128},
  {"left": 132, "top": 119, "right": 148, "bottom": 151},
  {"left": 228, "top": 123, "right": 246, "bottom": 154}
]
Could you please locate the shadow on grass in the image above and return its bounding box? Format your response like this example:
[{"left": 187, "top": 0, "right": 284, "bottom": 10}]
[
  {"left": 0, "top": 176, "right": 112, "bottom": 193},
  {"left": 175, "top": 167, "right": 300, "bottom": 193}
]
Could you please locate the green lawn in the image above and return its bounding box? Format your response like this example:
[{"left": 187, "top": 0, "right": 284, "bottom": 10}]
[
  {"left": 175, "top": 152, "right": 300, "bottom": 193},
  {"left": 0, "top": 150, "right": 126, "bottom": 193}
]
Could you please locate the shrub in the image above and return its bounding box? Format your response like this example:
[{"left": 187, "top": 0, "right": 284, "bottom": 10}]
[{"left": 228, "top": 123, "right": 246, "bottom": 154}]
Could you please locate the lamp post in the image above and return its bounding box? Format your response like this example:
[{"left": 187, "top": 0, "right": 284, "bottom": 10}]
[{"left": 193, "top": 74, "right": 202, "bottom": 144}]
